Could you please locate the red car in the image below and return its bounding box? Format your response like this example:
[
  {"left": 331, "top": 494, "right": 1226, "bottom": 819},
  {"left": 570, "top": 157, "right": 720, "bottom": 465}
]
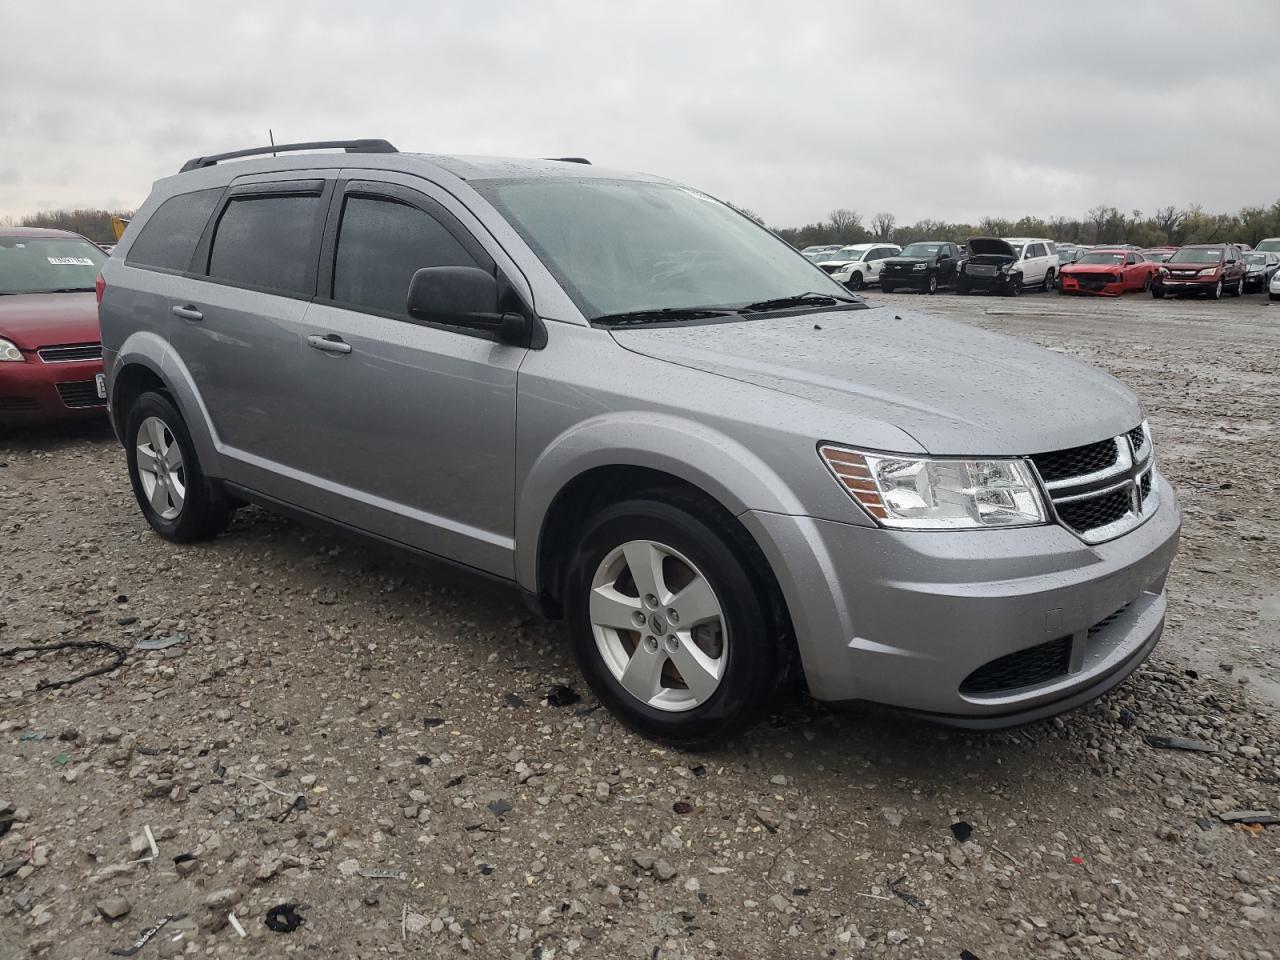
[
  {"left": 0, "top": 227, "right": 108, "bottom": 423},
  {"left": 1058, "top": 247, "right": 1157, "bottom": 296}
]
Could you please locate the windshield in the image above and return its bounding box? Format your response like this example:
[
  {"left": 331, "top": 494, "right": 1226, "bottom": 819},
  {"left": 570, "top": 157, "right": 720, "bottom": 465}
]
[
  {"left": 900, "top": 243, "right": 941, "bottom": 257},
  {"left": 1006, "top": 243, "right": 1025, "bottom": 257},
  {"left": 1244, "top": 253, "right": 1266, "bottom": 265},
  {"left": 1078, "top": 252, "right": 1125, "bottom": 265},
  {"left": 1255, "top": 239, "right": 1280, "bottom": 253},
  {"left": 827, "top": 247, "right": 867, "bottom": 261},
  {"left": 475, "top": 178, "right": 851, "bottom": 320},
  {"left": 1168, "top": 247, "right": 1223, "bottom": 264},
  {"left": 0, "top": 236, "right": 106, "bottom": 295}
]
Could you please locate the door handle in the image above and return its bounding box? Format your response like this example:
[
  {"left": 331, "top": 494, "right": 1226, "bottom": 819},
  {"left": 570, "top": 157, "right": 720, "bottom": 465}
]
[
  {"left": 171, "top": 305, "right": 203, "bottom": 322},
  {"left": 306, "top": 334, "right": 352, "bottom": 355}
]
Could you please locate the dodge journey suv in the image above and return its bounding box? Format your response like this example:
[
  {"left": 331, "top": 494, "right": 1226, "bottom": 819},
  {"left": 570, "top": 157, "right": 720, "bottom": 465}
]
[{"left": 99, "top": 139, "right": 1180, "bottom": 741}]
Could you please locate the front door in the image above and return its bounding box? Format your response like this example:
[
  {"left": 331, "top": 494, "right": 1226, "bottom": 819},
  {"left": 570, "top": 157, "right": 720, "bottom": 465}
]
[{"left": 286, "top": 177, "right": 527, "bottom": 576}]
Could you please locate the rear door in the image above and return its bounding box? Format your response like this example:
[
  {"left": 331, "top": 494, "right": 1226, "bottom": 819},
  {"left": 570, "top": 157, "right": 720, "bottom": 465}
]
[
  {"left": 169, "top": 173, "right": 334, "bottom": 475},
  {"left": 288, "top": 173, "right": 528, "bottom": 575}
]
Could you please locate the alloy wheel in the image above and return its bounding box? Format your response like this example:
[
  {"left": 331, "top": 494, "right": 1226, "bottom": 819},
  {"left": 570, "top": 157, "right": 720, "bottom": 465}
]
[
  {"left": 136, "top": 416, "right": 186, "bottom": 520},
  {"left": 588, "top": 539, "right": 728, "bottom": 712}
]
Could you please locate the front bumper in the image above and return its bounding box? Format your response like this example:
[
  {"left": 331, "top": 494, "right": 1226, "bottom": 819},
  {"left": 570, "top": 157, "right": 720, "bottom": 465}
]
[
  {"left": 880, "top": 271, "right": 930, "bottom": 287},
  {"left": 0, "top": 356, "right": 106, "bottom": 422},
  {"left": 1060, "top": 275, "right": 1124, "bottom": 297},
  {"left": 957, "top": 271, "right": 1016, "bottom": 292},
  {"left": 741, "top": 472, "right": 1180, "bottom": 724},
  {"left": 1154, "top": 276, "right": 1219, "bottom": 293}
]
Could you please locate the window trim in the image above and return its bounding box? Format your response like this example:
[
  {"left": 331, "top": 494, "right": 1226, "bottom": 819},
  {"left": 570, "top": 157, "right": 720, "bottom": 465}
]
[{"left": 189, "top": 179, "right": 334, "bottom": 301}]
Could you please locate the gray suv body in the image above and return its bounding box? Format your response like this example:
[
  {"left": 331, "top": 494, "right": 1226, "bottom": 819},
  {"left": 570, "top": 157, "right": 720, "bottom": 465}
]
[{"left": 99, "top": 140, "right": 1180, "bottom": 741}]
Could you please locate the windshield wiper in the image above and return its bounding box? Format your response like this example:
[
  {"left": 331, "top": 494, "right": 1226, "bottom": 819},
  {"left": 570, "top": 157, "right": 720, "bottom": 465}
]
[
  {"left": 594, "top": 306, "right": 739, "bottom": 327},
  {"left": 738, "top": 291, "right": 858, "bottom": 313},
  {"left": 47, "top": 287, "right": 96, "bottom": 293}
]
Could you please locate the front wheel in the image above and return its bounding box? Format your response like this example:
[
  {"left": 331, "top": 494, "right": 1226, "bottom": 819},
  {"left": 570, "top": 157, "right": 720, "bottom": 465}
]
[
  {"left": 1003, "top": 276, "right": 1022, "bottom": 297},
  {"left": 566, "top": 496, "right": 787, "bottom": 743},
  {"left": 1151, "top": 286, "right": 1165, "bottom": 299},
  {"left": 125, "top": 392, "right": 232, "bottom": 542},
  {"left": 1231, "top": 277, "right": 1244, "bottom": 297},
  {"left": 845, "top": 272, "right": 864, "bottom": 291},
  {"left": 925, "top": 274, "right": 938, "bottom": 295},
  {"left": 1209, "top": 279, "right": 1223, "bottom": 300}
]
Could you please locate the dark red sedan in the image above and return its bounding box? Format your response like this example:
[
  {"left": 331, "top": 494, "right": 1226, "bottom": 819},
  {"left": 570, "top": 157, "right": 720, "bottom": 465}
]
[
  {"left": 1059, "top": 248, "right": 1157, "bottom": 296},
  {"left": 0, "top": 227, "right": 108, "bottom": 423}
]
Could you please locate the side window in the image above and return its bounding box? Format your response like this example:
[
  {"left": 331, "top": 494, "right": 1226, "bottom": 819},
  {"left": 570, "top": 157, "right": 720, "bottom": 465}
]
[
  {"left": 126, "top": 188, "right": 223, "bottom": 272},
  {"left": 1126, "top": 253, "right": 1139, "bottom": 265},
  {"left": 1030, "top": 243, "right": 1045, "bottom": 258},
  {"left": 1046, "top": 242, "right": 1057, "bottom": 255},
  {"left": 332, "top": 196, "right": 481, "bottom": 316},
  {"left": 207, "top": 194, "right": 325, "bottom": 297}
]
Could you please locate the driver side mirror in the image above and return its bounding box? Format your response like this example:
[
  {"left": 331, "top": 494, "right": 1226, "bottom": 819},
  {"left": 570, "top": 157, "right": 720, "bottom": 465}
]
[{"left": 407, "top": 266, "right": 529, "bottom": 344}]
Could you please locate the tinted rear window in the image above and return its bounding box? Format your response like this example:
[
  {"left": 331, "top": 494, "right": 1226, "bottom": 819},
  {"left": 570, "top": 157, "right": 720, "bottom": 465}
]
[
  {"left": 208, "top": 195, "right": 325, "bottom": 297},
  {"left": 126, "top": 188, "right": 222, "bottom": 272}
]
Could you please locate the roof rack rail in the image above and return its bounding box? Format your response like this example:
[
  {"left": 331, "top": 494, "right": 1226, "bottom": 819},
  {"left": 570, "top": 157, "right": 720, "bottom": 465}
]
[
  {"left": 179, "top": 139, "right": 398, "bottom": 174},
  {"left": 545, "top": 157, "right": 591, "bottom": 165}
]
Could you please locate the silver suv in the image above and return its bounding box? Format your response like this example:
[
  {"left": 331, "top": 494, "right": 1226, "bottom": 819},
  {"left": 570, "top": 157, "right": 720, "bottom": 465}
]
[{"left": 99, "top": 139, "right": 1181, "bottom": 741}]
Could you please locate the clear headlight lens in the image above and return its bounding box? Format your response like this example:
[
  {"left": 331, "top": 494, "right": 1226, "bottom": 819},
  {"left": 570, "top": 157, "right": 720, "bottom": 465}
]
[
  {"left": 0, "top": 338, "right": 24, "bottom": 362},
  {"left": 819, "top": 445, "right": 1047, "bottom": 529},
  {"left": 912, "top": 263, "right": 927, "bottom": 270},
  {"left": 1198, "top": 267, "right": 1218, "bottom": 276}
]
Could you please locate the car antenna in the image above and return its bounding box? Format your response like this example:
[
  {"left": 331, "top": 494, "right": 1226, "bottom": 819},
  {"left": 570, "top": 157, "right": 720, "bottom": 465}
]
[{"left": 269, "top": 128, "right": 276, "bottom": 158}]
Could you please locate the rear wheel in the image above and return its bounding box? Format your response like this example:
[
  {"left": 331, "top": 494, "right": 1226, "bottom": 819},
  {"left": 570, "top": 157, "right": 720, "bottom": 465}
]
[
  {"left": 566, "top": 496, "right": 786, "bottom": 744},
  {"left": 125, "top": 392, "right": 232, "bottom": 542},
  {"left": 1041, "top": 269, "right": 1055, "bottom": 292}
]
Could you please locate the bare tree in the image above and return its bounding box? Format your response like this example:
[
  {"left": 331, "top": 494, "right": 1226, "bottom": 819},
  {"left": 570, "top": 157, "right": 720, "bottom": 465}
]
[
  {"left": 1086, "top": 205, "right": 1118, "bottom": 243},
  {"left": 1153, "top": 205, "right": 1184, "bottom": 239},
  {"left": 828, "top": 208, "right": 862, "bottom": 233},
  {"left": 871, "top": 212, "right": 896, "bottom": 240}
]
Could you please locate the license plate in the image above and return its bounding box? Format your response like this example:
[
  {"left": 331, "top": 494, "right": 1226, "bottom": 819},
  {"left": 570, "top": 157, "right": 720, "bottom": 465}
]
[{"left": 95, "top": 373, "right": 107, "bottom": 399}]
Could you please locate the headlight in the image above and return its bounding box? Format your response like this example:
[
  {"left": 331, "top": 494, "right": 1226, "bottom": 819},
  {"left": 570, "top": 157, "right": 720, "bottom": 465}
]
[
  {"left": 1198, "top": 267, "right": 1218, "bottom": 276},
  {"left": 0, "top": 338, "right": 24, "bottom": 362},
  {"left": 819, "top": 445, "right": 1047, "bottom": 529},
  {"left": 912, "top": 263, "right": 927, "bottom": 271}
]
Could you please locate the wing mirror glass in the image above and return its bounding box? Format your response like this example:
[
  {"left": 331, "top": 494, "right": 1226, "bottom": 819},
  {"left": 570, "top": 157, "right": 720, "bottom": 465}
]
[{"left": 406, "top": 266, "right": 529, "bottom": 344}]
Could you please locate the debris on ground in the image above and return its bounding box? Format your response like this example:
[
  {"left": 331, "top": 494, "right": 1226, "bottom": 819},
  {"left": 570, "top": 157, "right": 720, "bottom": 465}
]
[
  {"left": 132, "top": 633, "right": 189, "bottom": 652},
  {"left": 1, "top": 639, "right": 126, "bottom": 690},
  {"left": 888, "top": 875, "right": 926, "bottom": 911},
  {"left": 107, "top": 913, "right": 187, "bottom": 957},
  {"left": 1143, "top": 734, "right": 1218, "bottom": 753},
  {"left": 1218, "top": 809, "right": 1278, "bottom": 826},
  {"left": 544, "top": 684, "right": 580, "bottom": 707},
  {"left": 950, "top": 821, "right": 973, "bottom": 842},
  {"left": 264, "top": 903, "right": 305, "bottom": 933}
]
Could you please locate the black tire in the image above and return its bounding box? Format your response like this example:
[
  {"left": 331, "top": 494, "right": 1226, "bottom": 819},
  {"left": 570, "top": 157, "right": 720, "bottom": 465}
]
[
  {"left": 1231, "top": 277, "right": 1244, "bottom": 297},
  {"left": 880, "top": 282, "right": 895, "bottom": 294},
  {"left": 956, "top": 281, "right": 969, "bottom": 295},
  {"left": 1041, "top": 269, "right": 1055, "bottom": 292},
  {"left": 1271, "top": 292, "right": 1279, "bottom": 301},
  {"left": 845, "top": 272, "right": 865, "bottom": 291},
  {"left": 125, "top": 391, "right": 232, "bottom": 543},
  {"left": 1003, "top": 276, "right": 1022, "bottom": 297},
  {"left": 565, "top": 495, "right": 788, "bottom": 744},
  {"left": 1209, "top": 279, "right": 1223, "bottom": 300},
  {"left": 1151, "top": 286, "right": 1165, "bottom": 299},
  {"left": 925, "top": 274, "right": 938, "bottom": 295}
]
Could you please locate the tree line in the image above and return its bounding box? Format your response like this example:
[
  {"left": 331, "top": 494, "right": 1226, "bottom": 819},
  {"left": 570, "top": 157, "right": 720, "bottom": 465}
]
[
  {"left": 0, "top": 209, "right": 135, "bottom": 244},
  {"left": 749, "top": 200, "right": 1280, "bottom": 250},
  {"left": 9, "top": 198, "right": 1280, "bottom": 250}
]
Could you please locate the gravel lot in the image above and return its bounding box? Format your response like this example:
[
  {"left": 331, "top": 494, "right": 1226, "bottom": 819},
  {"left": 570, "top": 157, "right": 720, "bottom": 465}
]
[{"left": 1, "top": 290, "right": 1277, "bottom": 960}]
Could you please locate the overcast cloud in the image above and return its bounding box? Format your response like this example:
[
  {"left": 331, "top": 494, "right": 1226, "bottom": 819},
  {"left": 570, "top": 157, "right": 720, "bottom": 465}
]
[{"left": 2, "top": 0, "right": 1278, "bottom": 227}]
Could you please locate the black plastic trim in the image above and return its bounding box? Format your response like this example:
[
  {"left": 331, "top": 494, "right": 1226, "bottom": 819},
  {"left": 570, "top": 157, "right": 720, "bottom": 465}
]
[{"left": 179, "top": 139, "right": 397, "bottom": 173}]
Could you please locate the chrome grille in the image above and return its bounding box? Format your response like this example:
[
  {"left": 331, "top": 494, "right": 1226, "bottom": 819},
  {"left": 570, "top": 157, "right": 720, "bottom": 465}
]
[
  {"left": 1032, "top": 423, "right": 1157, "bottom": 544},
  {"left": 38, "top": 343, "right": 102, "bottom": 363}
]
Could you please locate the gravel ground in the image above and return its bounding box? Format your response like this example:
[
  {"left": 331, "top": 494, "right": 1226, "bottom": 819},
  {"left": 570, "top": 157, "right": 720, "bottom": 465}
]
[{"left": 1, "top": 289, "right": 1277, "bottom": 960}]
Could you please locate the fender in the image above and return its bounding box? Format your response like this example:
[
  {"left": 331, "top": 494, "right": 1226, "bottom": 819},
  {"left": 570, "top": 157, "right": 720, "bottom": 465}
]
[
  {"left": 109, "top": 330, "right": 223, "bottom": 475},
  {"left": 514, "top": 411, "right": 810, "bottom": 592}
]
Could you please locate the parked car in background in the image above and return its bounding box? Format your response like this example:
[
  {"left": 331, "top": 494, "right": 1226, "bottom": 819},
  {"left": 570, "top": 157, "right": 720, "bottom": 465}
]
[
  {"left": 98, "top": 139, "right": 1180, "bottom": 740},
  {"left": 1140, "top": 247, "right": 1177, "bottom": 263},
  {"left": 1242, "top": 251, "right": 1280, "bottom": 293},
  {"left": 1056, "top": 244, "right": 1085, "bottom": 265},
  {"left": 0, "top": 227, "right": 108, "bottom": 424},
  {"left": 1151, "top": 244, "right": 1247, "bottom": 299},
  {"left": 1271, "top": 268, "right": 1280, "bottom": 301},
  {"left": 825, "top": 243, "right": 901, "bottom": 289},
  {"left": 801, "top": 244, "right": 843, "bottom": 262},
  {"left": 1254, "top": 237, "right": 1280, "bottom": 255},
  {"left": 956, "top": 237, "right": 1058, "bottom": 295},
  {"left": 879, "top": 241, "right": 962, "bottom": 294},
  {"left": 1059, "top": 248, "right": 1157, "bottom": 296}
]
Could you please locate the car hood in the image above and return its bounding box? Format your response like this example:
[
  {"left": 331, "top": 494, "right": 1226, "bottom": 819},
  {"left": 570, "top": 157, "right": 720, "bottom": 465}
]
[
  {"left": 610, "top": 306, "right": 1142, "bottom": 456},
  {"left": 1064, "top": 262, "right": 1125, "bottom": 275},
  {"left": 883, "top": 256, "right": 932, "bottom": 267},
  {"left": 0, "top": 292, "right": 100, "bottom": 349},
  {"left": 967, "top": 237, "right": 1017, "bottom": 257}
]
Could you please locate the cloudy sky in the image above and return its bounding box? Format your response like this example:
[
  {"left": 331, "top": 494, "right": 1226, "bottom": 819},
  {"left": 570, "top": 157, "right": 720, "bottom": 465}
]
[{"left": 3, "top": 1, "right": 1278, "bottom": 227}]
